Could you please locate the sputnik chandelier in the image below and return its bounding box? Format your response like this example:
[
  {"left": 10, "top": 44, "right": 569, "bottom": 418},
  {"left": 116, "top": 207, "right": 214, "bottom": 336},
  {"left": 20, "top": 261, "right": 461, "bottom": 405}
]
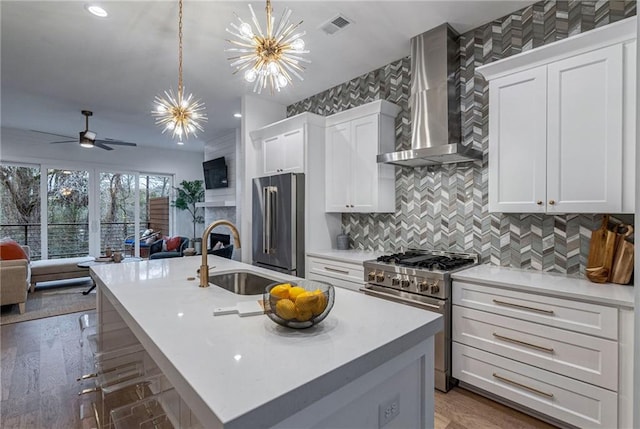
[
  {"left": 153, "top": 0, "right": 206, "bottom": 141},
  {"left": 226, "top": 0, "right": 310, "bottom": 94}
]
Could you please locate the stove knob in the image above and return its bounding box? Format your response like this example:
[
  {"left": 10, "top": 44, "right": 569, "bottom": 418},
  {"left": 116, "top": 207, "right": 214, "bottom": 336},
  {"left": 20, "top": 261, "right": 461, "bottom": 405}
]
[
  {"left": 401, "top": 279, "right": 410, "bottom": 288},
  {"left": 367, "top": 271, "right": 376, "bottom": 281},
  {"left": 375, "top": 273, "right": 385, "bottom": 283},
  {"left": 418, "top": 281, "right": 428, "bottom": 292},
  {"left": 391, "top": 277, "right": 400, "bottom": 286},
  {"left": 430, "top": 284, "right": 440, "bottom": 294}
]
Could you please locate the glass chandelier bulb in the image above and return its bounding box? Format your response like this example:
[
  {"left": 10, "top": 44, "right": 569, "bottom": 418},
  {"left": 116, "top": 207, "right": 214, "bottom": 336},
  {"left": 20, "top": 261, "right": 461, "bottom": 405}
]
[
  {"left": 226, "top": 1, "right": 310, "bottom": 94},
  {"left": 276, "top": 73, "right": 288, "bottom": 88},
  {"left": 244, "top": 69, "right": 257, "bottom": 82},
  {"left": 239, "top": 22, "right": 254, "bottom": 38},
  {"left": 266, "top": 62, "right": 278, "bottom": 75},
  {"left": 291, "top": 38, "right": 305, "bottom": 52}
]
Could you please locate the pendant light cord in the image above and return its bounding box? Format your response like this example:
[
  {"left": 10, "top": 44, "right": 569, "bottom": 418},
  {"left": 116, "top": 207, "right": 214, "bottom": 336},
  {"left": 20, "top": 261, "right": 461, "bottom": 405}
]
[
  {"left": 178, "top": 0, "right": 183, "bottom": 96},
  {"left": 265, "top": 0, "right": 272, "bottom": 38}
]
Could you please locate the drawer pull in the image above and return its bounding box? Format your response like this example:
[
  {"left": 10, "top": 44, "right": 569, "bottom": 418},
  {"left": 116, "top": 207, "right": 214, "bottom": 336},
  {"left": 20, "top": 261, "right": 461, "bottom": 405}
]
[
  {"left": 324, "top": 266, "right": 350, "bottom": 275},
  {"left": 76, "top": 372, "right": 97, "bottom": 381},
  {"left": 493, "top": 372, "right": 554, "bottom": 398},
  {"left": 492, "top": 299, "right": 554, "bottom": 315},
  {"left": 493, "top": 332, "right": 554, "bottom": 353},
  {"left": 78, "top": 387, "right": 100, "bottom": 396}
]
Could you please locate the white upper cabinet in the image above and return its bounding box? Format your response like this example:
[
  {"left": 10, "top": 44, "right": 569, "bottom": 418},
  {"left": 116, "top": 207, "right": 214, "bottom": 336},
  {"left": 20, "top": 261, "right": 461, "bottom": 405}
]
[
  {"left": 479, "top": 17, "right": 636, "bottom": 214},
  {"left": 325, "top": 100, "right": 400, "bottom": 213},
  {"left": 250, "top": 112, "right": 324, "bottom": 178},
  {"left": 488, "top": 66, "right": 547, "bottom": 213},
  {"left": 262, "top": 128, "right": 304, "bottom": 175}
]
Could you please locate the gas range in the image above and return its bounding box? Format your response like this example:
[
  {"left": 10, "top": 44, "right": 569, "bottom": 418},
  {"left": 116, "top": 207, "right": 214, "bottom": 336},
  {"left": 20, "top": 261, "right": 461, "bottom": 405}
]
[{"left": 363, "top": 250, "right": 478, "bottom": 300}]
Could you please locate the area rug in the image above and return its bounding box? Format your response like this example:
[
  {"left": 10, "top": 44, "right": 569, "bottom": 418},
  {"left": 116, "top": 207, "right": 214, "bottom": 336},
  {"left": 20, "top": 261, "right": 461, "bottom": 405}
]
[{"left": 0, "top": 278, "right": 96, "bottom": 325}]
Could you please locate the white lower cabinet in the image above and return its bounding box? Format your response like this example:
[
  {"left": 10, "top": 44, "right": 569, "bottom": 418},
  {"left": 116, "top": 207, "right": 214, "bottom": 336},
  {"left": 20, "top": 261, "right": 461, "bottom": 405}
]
[
  {"left": 453, "top": 343, "right": 617, "bottom": 428},
  {"left": 452, "top": 279, "right": 626, "bottom": 428},
  {"left": 306, "top": 254, "right": 367, "bottom": 292}
]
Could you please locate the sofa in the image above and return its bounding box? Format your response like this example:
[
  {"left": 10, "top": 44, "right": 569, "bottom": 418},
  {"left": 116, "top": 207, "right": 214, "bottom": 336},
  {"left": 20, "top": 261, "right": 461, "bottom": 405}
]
[
  {"left": 30, "top": 255, "right": 94, "bottom": 292},
  {"left": 0, "top": 245, "right": 30, "bottom": 314},
  {"left": 149, "top": 236, "right": 189, "bottom": 260}
]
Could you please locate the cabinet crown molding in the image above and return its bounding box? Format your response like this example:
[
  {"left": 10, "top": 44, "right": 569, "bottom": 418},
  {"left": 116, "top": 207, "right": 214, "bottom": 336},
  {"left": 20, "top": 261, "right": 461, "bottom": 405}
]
[
  {"left": 478, "top": 16, "right": 636, "bottom": 81},
  {"left": 250, "top": 112, "right": 325, "bottom": 142},
  {"left": 325, "top": 99, "right": 401, "bottom": 127}
]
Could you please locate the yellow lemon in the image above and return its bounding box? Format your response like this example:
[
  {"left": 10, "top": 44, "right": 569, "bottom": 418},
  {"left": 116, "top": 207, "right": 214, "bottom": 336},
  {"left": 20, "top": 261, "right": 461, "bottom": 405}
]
[
  {"left": 275, "top": 299, "right": 296, "bottom": 320},
  {"left": 288, "top": 286, "right": 306, "bottom": 302},
  {"left": 295, "top": 292, "right": 319, "bottom": 312},
  {"left": 296, "top": 307, "right": 313, "bottom": 322},
  {"left": 312, "top": 289, "right": 328, "bottom": 316},
  {"left": 270, "top": 284, "right": 291, "bottom": 299}
]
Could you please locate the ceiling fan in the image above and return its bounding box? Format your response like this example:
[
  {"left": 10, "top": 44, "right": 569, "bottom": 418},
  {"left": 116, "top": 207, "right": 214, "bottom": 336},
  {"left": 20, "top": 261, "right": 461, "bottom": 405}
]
[{"left": 33, "top": 110, "right": 138, "bottom": 151}]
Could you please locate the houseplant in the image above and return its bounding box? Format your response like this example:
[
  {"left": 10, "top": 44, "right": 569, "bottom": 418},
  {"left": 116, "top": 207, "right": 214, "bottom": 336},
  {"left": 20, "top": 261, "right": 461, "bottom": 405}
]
[{"left": 172, "top": 180, "right": 205, "bottom": 252}]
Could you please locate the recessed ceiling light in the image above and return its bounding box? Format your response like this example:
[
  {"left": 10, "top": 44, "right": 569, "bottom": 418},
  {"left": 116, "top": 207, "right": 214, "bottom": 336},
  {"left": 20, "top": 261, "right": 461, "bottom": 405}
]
[
  {"left": 177, "top": 141, "right": 185, "bottom": 146},
  {"left": 86, "top": 4, "right": 108, "bottom": 18},
  {"left": 233, "top": 113, "right": 242, "bottom": 118}
]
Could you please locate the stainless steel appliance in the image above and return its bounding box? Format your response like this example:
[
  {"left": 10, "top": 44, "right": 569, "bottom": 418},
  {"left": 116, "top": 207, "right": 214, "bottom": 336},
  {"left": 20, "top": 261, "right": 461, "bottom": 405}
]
[
  {"left": 252, "top": 173, "right": 305, "bottom": 276},
  {"left": 377, "top": 23, "right": 482, "bottom": 167},
  {"left": 362, "top": 250, "right": 477, "bottom": 392}
]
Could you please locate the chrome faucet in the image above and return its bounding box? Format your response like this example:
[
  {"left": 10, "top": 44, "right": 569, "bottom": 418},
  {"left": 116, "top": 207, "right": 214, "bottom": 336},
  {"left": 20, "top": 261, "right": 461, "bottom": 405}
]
[{"left": 199, "top": 220, "right": 241, "bottom": 288}]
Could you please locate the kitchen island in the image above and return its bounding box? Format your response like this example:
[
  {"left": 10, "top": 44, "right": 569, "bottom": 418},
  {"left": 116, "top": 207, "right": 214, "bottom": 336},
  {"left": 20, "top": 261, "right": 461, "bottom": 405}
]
[{"left": 91, "top": 255, "right": 443, "bottom": 429}]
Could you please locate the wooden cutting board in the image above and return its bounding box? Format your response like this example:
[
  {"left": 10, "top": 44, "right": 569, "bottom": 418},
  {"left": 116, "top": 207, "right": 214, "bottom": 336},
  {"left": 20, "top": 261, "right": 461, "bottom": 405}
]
[
  {"left": 586, "top": 215, "right": 617, "bottom": 283},
  {"left": 610, "top": 225, "right": 634, "bottom": 285}
]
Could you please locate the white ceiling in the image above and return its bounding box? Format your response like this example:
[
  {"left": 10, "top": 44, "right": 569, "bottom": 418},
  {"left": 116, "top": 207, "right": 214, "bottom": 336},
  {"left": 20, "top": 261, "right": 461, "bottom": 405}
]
[{"left": 1, "top": 1, "right": 532, "bottom": 153}]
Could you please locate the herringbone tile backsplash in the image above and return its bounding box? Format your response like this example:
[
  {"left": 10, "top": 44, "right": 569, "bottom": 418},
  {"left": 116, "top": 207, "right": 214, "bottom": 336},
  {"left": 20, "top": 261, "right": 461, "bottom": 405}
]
[{"left": 288, "top": 0, "right": 636, "bottom": 275}]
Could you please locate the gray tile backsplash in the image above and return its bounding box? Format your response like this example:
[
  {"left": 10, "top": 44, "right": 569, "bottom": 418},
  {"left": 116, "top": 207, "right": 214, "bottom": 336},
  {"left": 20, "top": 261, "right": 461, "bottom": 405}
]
[{"left": 288, "top": 0, "right": 636, "bottom": 275}]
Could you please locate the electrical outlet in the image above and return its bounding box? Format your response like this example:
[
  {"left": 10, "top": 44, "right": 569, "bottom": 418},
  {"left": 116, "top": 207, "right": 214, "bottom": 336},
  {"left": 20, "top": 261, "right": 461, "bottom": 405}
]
[{"left": 378, "top": 394, "right": 400, "bottom": 428}]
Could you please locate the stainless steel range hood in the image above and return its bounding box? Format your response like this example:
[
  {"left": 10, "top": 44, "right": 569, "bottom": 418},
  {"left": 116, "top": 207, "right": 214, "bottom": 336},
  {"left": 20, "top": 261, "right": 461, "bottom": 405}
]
[{"left": 377, "top": 23, "right": 481, "bottom": 167}]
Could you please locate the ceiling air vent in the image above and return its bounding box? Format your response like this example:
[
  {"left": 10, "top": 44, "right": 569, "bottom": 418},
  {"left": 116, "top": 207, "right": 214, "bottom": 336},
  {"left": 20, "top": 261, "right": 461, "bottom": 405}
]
[{"left": 319, "top": 14, "right": 352, "bottom": 35}]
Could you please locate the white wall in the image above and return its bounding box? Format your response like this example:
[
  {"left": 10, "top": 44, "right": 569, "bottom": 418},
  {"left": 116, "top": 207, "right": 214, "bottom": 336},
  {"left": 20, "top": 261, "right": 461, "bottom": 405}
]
[
  {"left": 203, "top": 130, "right": 239, "bottom": 255},
  {"left": 0, "top": 126, "right": 204, "bottom": 238},
  {"left": 239, "top": 95, "right": 286, "bottom": 262},
  {"left": 634, "top": 12, "right": 639, "bottom": 428}
]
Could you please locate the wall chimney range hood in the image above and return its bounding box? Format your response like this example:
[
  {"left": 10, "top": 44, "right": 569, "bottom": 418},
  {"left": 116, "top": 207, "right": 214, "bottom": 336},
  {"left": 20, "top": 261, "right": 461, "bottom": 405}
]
[{"left": 377, "top": 23, "right": 481, "bottom": 167}]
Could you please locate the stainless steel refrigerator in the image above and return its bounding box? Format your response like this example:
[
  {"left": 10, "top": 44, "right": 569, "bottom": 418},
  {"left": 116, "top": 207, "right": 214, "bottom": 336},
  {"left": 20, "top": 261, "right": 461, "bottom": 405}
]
[{"left": 252, "top": 173, "right": 305, "bottom": 276}]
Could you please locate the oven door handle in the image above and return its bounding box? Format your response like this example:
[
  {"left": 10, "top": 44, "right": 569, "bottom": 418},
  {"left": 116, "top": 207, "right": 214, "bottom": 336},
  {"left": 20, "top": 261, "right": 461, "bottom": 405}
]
[{"left": 360, "top": 287, "right": 445, "bottom": 313}]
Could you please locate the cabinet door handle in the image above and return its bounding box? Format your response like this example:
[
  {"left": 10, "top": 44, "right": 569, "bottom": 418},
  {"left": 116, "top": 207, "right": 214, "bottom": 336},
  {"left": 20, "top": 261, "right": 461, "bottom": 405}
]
[
  {"left": 324, "top": 266, "right": 350, "bottom": 275},
  {"left": 548, "top": 200, "right": 555, "bottom": 205},
  {"left": 492, "top": 299, "right": 554, "bottom": 315},
  {"left": 492, "top": 332, "right": 554, "bottom": 353},
  {"left": 492, "top": 373, "right": 554, "bottom": 398},
  {"left": 536, "top": 200, "right": 543, "bottom": 205}
]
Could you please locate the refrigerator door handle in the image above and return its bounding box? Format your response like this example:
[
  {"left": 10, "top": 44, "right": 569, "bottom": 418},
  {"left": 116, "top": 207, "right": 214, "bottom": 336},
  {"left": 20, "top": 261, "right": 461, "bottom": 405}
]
[
  {"left": 269, "top": 187, "right": 277, "bottom": 253},
  {"left": 263, "top": 186, "right": 271, "bottom": 254}
]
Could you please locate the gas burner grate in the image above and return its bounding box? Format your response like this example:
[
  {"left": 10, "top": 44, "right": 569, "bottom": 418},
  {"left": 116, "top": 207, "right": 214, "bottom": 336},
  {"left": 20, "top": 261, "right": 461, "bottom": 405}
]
[
  {"left": 376, "top": 251, "right": 424, "bottom": 264},
  {"left": 375, "top": 251, "right": 475, "bottom": 271}
]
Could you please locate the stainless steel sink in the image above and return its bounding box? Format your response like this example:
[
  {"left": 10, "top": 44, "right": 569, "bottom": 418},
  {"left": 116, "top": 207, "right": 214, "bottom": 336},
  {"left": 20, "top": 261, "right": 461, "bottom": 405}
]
[{"left": 208, "top": 270, "right": 282, "bottom": 295}]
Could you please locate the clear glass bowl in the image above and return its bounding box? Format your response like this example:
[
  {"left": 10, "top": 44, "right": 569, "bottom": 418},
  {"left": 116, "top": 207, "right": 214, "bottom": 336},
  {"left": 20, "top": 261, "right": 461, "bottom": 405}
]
[{"left": 264, "top": 280, "right": 335, "bottom": 329}]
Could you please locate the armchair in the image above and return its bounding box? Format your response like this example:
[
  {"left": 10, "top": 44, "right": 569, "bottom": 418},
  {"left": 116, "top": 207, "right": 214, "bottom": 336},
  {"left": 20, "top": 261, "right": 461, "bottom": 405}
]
[
  {"left": 149, "top": 236, "right": 189, "bottom": 260},
  {"left": 0, "top": 245, "right": 30, "bottom": 314}
]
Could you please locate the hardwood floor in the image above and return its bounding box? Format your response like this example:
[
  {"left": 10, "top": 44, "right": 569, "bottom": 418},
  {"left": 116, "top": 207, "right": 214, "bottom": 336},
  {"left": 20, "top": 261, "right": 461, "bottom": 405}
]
[
  {"left": 1, "top": 312, "right": 557, "bottom": 429},
  {"left": 435, "top": 388, "right": 556, "bottom": 429}
]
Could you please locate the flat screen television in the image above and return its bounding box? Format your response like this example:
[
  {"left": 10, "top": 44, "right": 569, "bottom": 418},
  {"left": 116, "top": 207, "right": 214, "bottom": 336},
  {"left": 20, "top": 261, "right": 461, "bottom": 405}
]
[{"left": 203, "top": 157, "right": 229, "bottom": 189}]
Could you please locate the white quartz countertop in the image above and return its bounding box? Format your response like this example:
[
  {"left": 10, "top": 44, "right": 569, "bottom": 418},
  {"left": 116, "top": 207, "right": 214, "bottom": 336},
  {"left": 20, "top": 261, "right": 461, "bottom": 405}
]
[
  {"left": 91, "top": 256, "right": 442, "bottom": 429},
  {"left": 452, "top": 264, "right": 635, "bottom": 308},
  {"left": 306, "top": 249, "right": 384, "bottom": 264}
]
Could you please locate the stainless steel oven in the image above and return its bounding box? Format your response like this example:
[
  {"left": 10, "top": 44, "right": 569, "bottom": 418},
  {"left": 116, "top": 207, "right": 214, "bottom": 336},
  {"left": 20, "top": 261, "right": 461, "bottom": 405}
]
[{"left": 361, "top": 250, "right": 477, "bottom": 392}]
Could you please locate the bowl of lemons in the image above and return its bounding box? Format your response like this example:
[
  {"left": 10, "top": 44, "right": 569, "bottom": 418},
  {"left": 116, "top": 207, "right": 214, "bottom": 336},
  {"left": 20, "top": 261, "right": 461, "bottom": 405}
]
[{"left": 264, "top": 280, "right": 335, "bottom": 329}]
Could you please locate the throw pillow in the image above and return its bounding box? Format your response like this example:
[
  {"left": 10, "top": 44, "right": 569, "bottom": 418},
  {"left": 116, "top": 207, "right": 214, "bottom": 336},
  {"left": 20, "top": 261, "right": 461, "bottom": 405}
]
[
  {"left": 166, "top": 236, "right": 182, "bottom": 252},
  {"left": 0, "top": 238, "right": 29, "bottom": 261}
]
